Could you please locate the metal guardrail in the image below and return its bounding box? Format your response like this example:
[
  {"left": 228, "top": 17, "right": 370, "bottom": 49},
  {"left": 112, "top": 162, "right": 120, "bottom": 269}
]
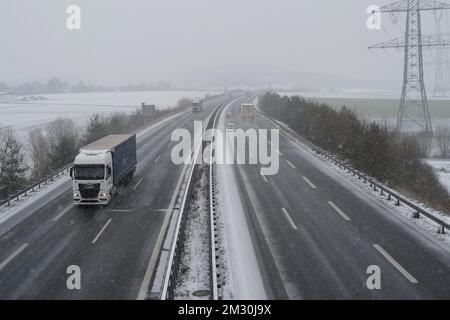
[
  {"left": 209, "top": 102, "right": 224, "bottom": 300},
  {"left": 161, "top": 99, "right": 231, "bottom": 300},
  {"left": 0, "top": 164, "right": 72, "bottom": 208},
  {"left": 258, "top": 111, "right": 450, "bottom": 235}
]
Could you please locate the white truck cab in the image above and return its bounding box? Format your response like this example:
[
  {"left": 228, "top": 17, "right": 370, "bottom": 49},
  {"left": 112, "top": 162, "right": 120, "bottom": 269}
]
[
  {"left": 72, "top": 150, "right": 114, "bottom": 205},
  {"left": 71, "top": 134, "right": 137, "bottom": 206}
]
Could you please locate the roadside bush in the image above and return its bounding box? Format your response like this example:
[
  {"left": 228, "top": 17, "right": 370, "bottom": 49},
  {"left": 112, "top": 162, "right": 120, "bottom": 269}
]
[{"left": 0, "top": 128, "right": 28, "bottom": 198}]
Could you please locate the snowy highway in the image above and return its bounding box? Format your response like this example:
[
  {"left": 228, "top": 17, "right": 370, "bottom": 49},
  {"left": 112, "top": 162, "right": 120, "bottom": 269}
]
[
  {"left": 0, "top": 97, "right": 225, "bottom": 299},
  {"left": 222, "top": 99, "right": 450, "bottom": 299},
  {"left": 2, "top": 96, "right": 450, "bottom": 300}
]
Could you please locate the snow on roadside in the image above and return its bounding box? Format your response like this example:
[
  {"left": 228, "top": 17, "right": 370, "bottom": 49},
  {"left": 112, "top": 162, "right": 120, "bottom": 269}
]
[
  {"left": 426, "top": 159, "right": 450, "bottom": 194},
  {"left": 174, "top": 165, "right": 211, "bottom": 300},
  {"left": 215, "top": 101, "right": 267, "bottom": 299}
]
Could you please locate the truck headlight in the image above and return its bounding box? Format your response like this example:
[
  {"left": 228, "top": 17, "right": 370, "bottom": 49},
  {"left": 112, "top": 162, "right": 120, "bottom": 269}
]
[
  {"left": 100, "top": 193, "right": 107, "bottom": 198},
  {"left": 73, "top": 193, "right": 79, "bottom": 198}
]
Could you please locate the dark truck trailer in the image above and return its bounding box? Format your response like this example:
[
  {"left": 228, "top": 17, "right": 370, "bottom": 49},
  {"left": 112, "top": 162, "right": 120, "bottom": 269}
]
[
  {"left": 72, "top": 134, "right": 137, "bottom": 205},
  {"left": 111, "top": 135, "right": 137, "bottom": 184}
]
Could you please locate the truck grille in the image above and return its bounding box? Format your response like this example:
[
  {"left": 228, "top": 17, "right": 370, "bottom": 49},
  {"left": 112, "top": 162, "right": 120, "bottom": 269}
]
[{"left": 79, "top": 183, "right": 100, "bottom": 199}]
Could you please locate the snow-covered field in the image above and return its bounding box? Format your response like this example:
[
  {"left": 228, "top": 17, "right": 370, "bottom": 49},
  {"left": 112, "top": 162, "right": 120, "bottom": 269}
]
[
  {"left": 0, "top": 90, "right": 220, "bottom": 141},
  {"left": 426, "top": 160, "right": 450, "bottom": 194}
]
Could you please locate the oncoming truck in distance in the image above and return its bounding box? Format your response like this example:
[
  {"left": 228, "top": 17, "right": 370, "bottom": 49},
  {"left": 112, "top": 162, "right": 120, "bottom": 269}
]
[
  {"left": 241, "top": 103, "right": 256, "bottom": 121},
  {"left": 71, "top": 134, "right": 137, "bottom": 205},
  {"left": 192, "top": 99, "right": 203, "bottom": 113}
]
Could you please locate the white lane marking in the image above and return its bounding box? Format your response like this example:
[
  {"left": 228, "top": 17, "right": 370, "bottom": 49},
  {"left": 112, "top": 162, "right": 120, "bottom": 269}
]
[
  {"left": 153, "top": 209, "right": 168, "bottom": 212},
  {"left": 0, "top": 243, "right": 29, "bottom": 272},
  {"left": 302, "top": 176, "right": 317, "bottom": 189},
  {"left": 282, "top": 208, "right": 298, "bottom": 230},
  {"left": 261, "top": 174, "right": 268, "bottom": 183},
  {"left": 92, "top": 218, "right": 112, "bottom": 244},
  {"left": 133, "top": 177, "right": 144, "bottom": 190},
  {"left": 107, "top": 209, "right": 132, "bottom": 213},
  {"left": 53, "top": 205, "right": 74, "bottom": 221},
  {"left": 153, "top": 155, "right": 161, "bottom": 164},
  {"left": 327, "top": 201, "right": 351, "bottom": 221},
  {"left": 286, "top": 160, "right": 296, "bottom": 169},
  {"left": 268, "top": 141, "right": 282, "bottom": 155},
  {"left": 137, "top": 164, "right": 188, "bottom": 300},
  {"left": 373, "top": 244, "right": 418, "bottom": 284}
]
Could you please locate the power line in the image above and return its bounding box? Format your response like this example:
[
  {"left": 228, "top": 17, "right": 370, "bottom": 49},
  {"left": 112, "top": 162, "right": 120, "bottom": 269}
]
[
  {"left": 369, "top": 0, "right": 450, "bottom": 135},
  {"left": 433, "top": 8, "right": 446, "bottom": 97}
]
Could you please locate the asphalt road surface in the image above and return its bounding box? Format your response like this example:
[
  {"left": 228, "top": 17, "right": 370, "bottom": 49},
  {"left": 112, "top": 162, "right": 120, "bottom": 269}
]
[
  {"left": 224, "top": 99, "right": 450, "bottom": 299},
  {"left": 0, "top": 96, "right": 226, "bottom": 299}
]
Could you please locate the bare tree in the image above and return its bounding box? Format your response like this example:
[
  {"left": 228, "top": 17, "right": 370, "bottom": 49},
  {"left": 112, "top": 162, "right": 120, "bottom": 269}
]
[
  {"left": 436, "top": 125, "right": 450, "bottom": 159},
  {"left": 46, "top": 118, "right": 79, "bottom": 170},
  {"left": 177, "top": 97, "right": 193, "bottom": 109},
  {"left": 28, "top": 128, "right": 50, "bottom": 178},
  {"left": 417, "top": 135, "right": 433, "bottom": 159},
  {"left": 108, "top": 113, "right": 129, "bottom": 134}
]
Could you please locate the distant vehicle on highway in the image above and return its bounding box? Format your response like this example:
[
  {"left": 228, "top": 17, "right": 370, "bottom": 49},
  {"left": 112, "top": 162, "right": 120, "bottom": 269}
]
[
  {"left": 241, "top": 103, "right": 256, "bottom": 121},
  {"left": 192, "top": 100, "right": 203, "bottom": 113},
  {"left": 226, "top": 122, "right": 236, "bottom": 130},
  {"left": 71, "top": 134, "right": 137, "bottom": 205}
]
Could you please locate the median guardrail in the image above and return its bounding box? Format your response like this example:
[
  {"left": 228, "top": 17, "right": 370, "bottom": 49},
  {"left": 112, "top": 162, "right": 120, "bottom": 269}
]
[{"left": 161, "top": 98, "right": 231, "bottom": 300}]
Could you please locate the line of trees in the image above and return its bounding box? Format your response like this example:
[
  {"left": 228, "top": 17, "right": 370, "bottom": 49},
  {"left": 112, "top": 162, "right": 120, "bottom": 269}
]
[
  {"left": 0, "top": 78, "right": 174, "bottom": 95},
  {"left": 0, "top": 100, "right": 189, "bottom": 200},
  {"left": 259, "top": 92, "right": 450, "bottom": 211}
]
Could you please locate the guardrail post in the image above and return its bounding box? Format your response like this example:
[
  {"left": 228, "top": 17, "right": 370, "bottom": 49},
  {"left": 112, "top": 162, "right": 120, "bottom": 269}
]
[
  {"left": 413, "top": 210, "right": 420, "bottom": 219},
  {"left": 387, "top": 193, "right": 391, "bottom": 201},
  {"left": 395, "top": 198, "right": 400, "bottom": 206},
  {"left": 438, "top": 225, "right": 446, "bottom": 234}
]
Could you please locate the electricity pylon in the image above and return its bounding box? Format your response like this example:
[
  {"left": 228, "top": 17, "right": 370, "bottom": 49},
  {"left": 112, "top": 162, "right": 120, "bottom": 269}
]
[
  {"left": 369, "top": 0, "right": 450, "bottom": 135},
  {"left": 433, "top": 9, "right": 446, "bottom": 97}
]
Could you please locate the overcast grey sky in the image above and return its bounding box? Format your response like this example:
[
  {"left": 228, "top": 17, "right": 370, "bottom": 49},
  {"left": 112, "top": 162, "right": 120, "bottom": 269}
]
[{"left": 0, "top": 0, "right": 445, "bottom": 90}]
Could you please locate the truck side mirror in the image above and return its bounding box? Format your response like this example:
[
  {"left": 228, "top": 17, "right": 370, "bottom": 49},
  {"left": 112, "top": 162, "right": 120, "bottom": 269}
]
[
  {"left": 69, "top": 167, "right": 73, "bottom": 178},
  {"left": 107, "top": 166, "right": 112, "bottom": 177}
]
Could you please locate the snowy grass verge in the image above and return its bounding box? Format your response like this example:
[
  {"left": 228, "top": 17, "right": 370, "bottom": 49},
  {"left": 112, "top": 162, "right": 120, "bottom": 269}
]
[{"left": 174, "top": 165, "right": 211, "bottom": 300}]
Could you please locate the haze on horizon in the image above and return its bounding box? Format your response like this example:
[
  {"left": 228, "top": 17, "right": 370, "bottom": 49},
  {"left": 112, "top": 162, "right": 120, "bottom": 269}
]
[{"left": 0, "top": 0, "right": 446, "bottom": 91}]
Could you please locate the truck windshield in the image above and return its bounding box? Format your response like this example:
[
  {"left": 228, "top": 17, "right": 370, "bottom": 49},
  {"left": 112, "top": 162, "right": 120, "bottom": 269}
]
[{"left": 74, "top": 165, "right": 105, "bottom": 180}]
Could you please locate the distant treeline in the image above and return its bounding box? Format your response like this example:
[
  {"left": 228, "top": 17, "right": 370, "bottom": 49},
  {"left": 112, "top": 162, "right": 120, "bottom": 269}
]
[
  {"left": 0, "top": 99, "right": 188, "bottom": 200},
  {"left": 0, "top": 78, "right": 172, "bottom": 95},
  {"left": 259, "top": 92, "right": 450, "bottom": 212}
]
